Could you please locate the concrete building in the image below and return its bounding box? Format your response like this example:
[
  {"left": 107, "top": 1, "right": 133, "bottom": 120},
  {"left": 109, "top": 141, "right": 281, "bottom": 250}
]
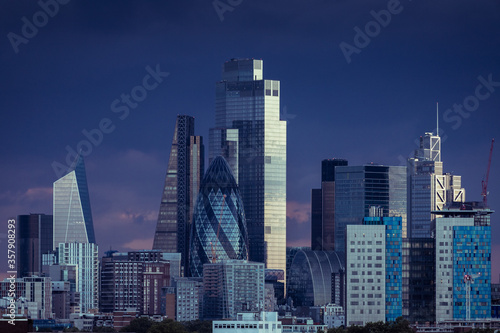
[
  {"left": 433, "top": 204, "right": 492, "bottom": 322},
  {"left": 0, "top": 277, "right": 52, "bottom": 319},
  {"left": 213, "top": 312, "right": 282, "bottom": 333},
  {"left": 99, "top": 250, "right": 172, "bottom": 315},
  {"left": 346, "top": 216, "right": 403, "bottom": 325},
  {"left": 203, "top": 260, "right": 265, "bottom": 320}
]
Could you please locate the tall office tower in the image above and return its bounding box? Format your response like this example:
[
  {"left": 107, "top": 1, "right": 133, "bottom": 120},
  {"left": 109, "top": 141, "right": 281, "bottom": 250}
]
[
  {"left": 58, "top": 242, "right": 99, "bottom": 313},
  {"left": 209, "top": 58, "right": 286, "bottom": 279},
  {"left": 153, "top": 115, "right": 204, "bottom": 273},
  {"left": 345, "top": 216, "right": 403, "bottom": 326},
  {"left": 202, "top": 260, "right": 265, "bottom": 320},
  {"left": 402, "top": 238, "right": 436, "bottom": 323},
  {"left": 189, "top": 156, "right": 248, "bottom": 277},
  {"left": 334, "top": 165, "right": 407, "bottom": 253},
  {"left": 433, "top": 203, "right": 492, "bottom": 322},
  {"left": 311, "top": 159, "right": 348, "bottom": 251},
  {"left": 53, "top": 154, "right": 98, "bottom": 313},
  {"left": 408, "top": 132, "right": 465, "bottom": 238},
  {"left": 17, "top": 214, "right": 53, "bottom": 277},
  {"left": 53, "top": 154, "right": 96, "bottom": 249}
]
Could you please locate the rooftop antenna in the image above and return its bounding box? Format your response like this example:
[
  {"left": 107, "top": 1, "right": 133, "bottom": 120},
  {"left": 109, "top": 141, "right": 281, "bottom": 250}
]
[{"left": 436, "top": 102, "right": 439, "bottom": 136}]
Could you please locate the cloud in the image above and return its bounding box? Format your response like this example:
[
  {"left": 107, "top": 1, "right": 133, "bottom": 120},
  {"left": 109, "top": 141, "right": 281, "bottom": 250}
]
[
  {"left": 287, "top": 201, "right": 310, "bottom": 224},
  {"left": 122, "top": 237, "right": 154, "bottom": 250}
]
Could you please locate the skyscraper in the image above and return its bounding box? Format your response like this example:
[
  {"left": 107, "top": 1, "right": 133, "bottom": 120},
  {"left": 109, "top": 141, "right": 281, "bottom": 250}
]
[
  {"left": 53, "top": 154, "right": 98, "bottom": 313},
  {"left": 433, "top": 203, "right": 492, "bottom": 322},
  {"left": 17, "top": 214, "right": 53, "bottom": 277},
  {"left": 334, "top": 165, "right": 407, "bottom": 253},
  {"left": 209, "top": 58, "right": 286, "bottom": 279},
  {"left": 407, "top": 131, "right": 465, "bottom": 238},
  {"left": 189, "top": 156, "right": 248, "bottom": 277},
  {"left": 345, "top": 216, "right": 403, "bottom": 325},
  {"left": 153, "top": 115, "right": 204, "bottom": 272},
  {"left": 53, "top": 155, "right": 95, "bottom": 249},
  {"left": 311, "top": 158, "right": 348, "bottom": 251}
]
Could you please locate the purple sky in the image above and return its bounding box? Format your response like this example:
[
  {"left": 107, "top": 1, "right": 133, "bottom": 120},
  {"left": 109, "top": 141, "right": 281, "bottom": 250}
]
[{"left": 1, "top": 0, "right": 500, "bottom": 281}]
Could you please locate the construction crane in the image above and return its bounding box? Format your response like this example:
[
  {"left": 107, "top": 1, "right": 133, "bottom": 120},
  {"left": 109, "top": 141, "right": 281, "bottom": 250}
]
[
  {"left": 210, "top": 194, "right": 226, "bottom": 263},
  {"left": 481, "top": 139, "right": 495, "bottom": 207},
  {"left": 464, "top": 272, "right": 481, "bottom": 321}
]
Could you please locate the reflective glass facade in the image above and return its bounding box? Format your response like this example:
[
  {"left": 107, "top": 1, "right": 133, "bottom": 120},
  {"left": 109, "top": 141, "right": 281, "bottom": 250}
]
[
  {"left": 402, "top": 238, "right": 436, "bottom": 323},
  {"left": 189, "top": 156, "right": 249, "bottom": 277},
  {"left": 452, "top": 226, "right": 491, "bottom": 319},
  {"left": 287, "top": 250, "right": 344, "bottom": 306},
  {"left": 18, "top": 214, "right": 53, "bottom": 277},
  {"left": 209, "top": 59, "right": 286, "bottom": 279},
  {"left": 334, "top": 165, "right": 407, "bottom": 253},
  {"left": 58, "top": 242, "right": 99, "bottom": 313},
  {"left": 346, "top": 217, "right": 402, "bottom": 325},
  {"left": 407, "top": 132, "right": 465, "bottom": 238},
  {"left": 311, "top": 159, "right": 348, "bottom": 251},
  {"left": 153, "top": 115, "right": 204, "bottom": 272},
  {"left": 53, "top": 155, "right": 95, "bottom": 249}
]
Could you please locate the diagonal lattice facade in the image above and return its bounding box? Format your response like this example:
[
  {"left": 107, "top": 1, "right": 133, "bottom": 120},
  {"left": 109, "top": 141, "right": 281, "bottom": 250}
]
[{"left": 189, "top": 156, "right": 248, "bottom": 277}]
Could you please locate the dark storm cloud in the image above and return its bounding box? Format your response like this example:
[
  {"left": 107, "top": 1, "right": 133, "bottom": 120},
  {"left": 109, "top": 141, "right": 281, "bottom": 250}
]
[{"left": 1, "top": 0, "right": 499, "bottom": 279}]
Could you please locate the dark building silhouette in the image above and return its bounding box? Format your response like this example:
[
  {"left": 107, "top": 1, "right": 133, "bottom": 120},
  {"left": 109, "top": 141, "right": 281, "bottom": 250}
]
[
  {"left": 153, "top": 115, "right": 204, "bottom": 273},
  {"left": 17, "top": 214, "right": 53, "bottom": 277},
  {"left": 311, "top": 159, "right": 348, "bottom": 251}
]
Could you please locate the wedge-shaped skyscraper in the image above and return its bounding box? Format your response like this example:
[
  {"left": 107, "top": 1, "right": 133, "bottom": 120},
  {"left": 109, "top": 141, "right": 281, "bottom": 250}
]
[
  {"left": 189, "top": 156, "right": 248, "bottom": 277},
  {"left": 53, "top": 154, "right": 96, "bottom": 249},
  {"left": 153, "top": 115, "right": 204, "bottom": 272}
]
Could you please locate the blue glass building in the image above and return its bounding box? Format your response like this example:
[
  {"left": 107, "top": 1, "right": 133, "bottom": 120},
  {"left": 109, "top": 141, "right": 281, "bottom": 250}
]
[
  {"left": 53, "top": 154, "right": 96, "bottom": 248},
  {"left": 189, "top": 156, "right": 249, "bottom": 277},
  {"left": 453, "top": 226, "right": 491, "bottom": 320}
]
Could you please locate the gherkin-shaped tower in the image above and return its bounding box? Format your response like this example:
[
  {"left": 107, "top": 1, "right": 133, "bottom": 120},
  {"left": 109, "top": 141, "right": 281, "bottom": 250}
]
[{"left": 189, "top": 156, "right": 248, "bottom": 277}]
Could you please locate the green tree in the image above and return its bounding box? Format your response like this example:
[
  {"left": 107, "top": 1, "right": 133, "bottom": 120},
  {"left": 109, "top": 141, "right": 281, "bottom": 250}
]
[
  {"left": 149, "top": 319, "right": 188, "bottom": 333},
  {"left": 63, "top": 327, "right": 80, "bottom": 332},
  {"left": 120, "top": 317, "right": 155, "bottom": 333},
  {"left": 387, "top": 316, "right": 413, "bottom": 333},
  {"left": 327, "top": 326, "right": 346, "bottom": 333},
  {"left": 182, "top": 320, "right": 212, "bottom": 333}
]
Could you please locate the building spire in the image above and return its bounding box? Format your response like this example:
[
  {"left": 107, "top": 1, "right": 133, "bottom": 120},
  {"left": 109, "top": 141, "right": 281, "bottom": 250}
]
[{"left": 436, "top": 102, "right": 439, "bottom": 137}]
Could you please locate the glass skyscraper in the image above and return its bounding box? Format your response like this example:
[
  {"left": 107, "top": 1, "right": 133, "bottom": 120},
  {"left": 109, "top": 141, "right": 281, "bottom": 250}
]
[
  {"left": 407, "top": 131, "right": 465, "bottom": 238},
  {"left": 189, "top": 156, "right": 248, "bottom": 277},
  {"left": 153, "top": 115, "right": 204, "bottom": 272},
  {"left": 53, "top": 154, "right": 99, "bottom": 313},
  {"left": 311, "top": 158, "right": 348, "bottom": 251},
  {"left": 209, "top": 59, "right": 286, "bottom": 279},
  {"left": 53, "top": 154, "right": 96, "bottom": 249},
  {"left": 17, "top": 214, "right": 53, "bottom": 278},
  {"left": 334, "top": 165, "right": 407, "bottom": 253}
]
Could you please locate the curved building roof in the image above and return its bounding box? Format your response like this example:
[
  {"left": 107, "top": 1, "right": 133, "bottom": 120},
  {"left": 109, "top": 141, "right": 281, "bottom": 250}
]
[
  {"left": 287, "top": 250, "right": 344, "bottom": 307},
  {"left": 189, "top": 156, "right": 248, "bottom": 277}
]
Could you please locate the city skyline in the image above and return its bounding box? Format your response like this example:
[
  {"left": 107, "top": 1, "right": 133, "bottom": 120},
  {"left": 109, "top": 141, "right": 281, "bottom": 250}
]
[{"left": 1, "top": 1, "right": 499, "bottom": 282}]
